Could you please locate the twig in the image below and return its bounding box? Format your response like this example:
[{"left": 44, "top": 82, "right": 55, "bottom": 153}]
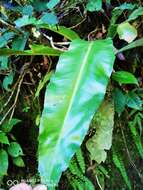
[
  {"left": 9, "top": 73, "right": 25, "bottom": 120},
  {"left": 54, "top": 42, "right": 70, "bottom": 45},
  {"left": 0, "top": 88, "right": 15, "bottom": 113},
  {"left": 42, "top": 34, "right": 67, "bottom": 51},
  {"left": 0, "top": 18, "right": 23, "bottom": 35},
  {"left": 0, "top": 63, "right": 30, "bottom": 125},
  {"left": 96, "top": 175, "right": 104, "bottom": 190},
  {"left": 70, "top": 17, "right": 86, "bottom": 29}
]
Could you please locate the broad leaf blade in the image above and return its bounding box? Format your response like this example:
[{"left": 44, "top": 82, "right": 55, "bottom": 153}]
[
  {"left": 0, "top": 132, "right": 9, "bottom": 145},
  {"left": 126, "top": 92, "right": 142, "bottom": 110},
  {"left": 86, "top": 0, "right": 102, "bottom": 12},
  {"left": 38, "top": 24, "right": 80, "bottom": 40},
  {"left": 38, "top": 39, "right": 115, "bottom": 187},
  {"left": 128, "top": 7, "right": 143, "bottom": 21},
  {"left": 118, "top": 38, "right": 143, "bottom": 52},
  {"left": 112, "top": 71, "right": 138, "bottom": 85},
  {"left": 117, "top": 22, "right": 137, "bottom": 43},
  {"left": 86, "top": 100, "right": 114, "bottom": 164},
  {"left": 0, "top": 45, "right": 62, "bottom": 56},
  {"left": 114, "top": 88, "right": 126, "bottom": 115}
]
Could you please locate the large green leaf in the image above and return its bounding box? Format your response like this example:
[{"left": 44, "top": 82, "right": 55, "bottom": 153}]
[
  {"left": 0, "top": 45, "right": 62, "bottom": 56},
  {"left": 38, "top": 24, "right": 80, "bottom": 40},
  {"left": 86, "top": 99, "right": 114, "bottom": 164},
  {"left": 38, "top": 39, "right": 115, "bottom": 188}
]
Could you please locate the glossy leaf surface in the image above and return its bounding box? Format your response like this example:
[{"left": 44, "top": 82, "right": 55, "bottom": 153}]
[
  {"left": 38, "top": 39, "right": 115, "bottom": 187},
  {"left": 112, "top": 71, "right": 138, "bottom": 85}
]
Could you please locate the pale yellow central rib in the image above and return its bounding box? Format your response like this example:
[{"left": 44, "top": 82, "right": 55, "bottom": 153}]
[{"left": 49, "top": 41, "right": 94, "bottom": 177}]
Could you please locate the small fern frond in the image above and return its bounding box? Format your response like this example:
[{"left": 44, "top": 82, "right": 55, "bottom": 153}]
[
  {"left": 76, "top": 148, "right": 86, "bottom": 174},
  {"left": 69, "top": 158, "right": 84, "bottom": 179},
  {"left": 84, "top": 176, "right": 95, "bottom": 190},
  {"left": 112, "top": 148, "right": 132, "bottom": 190}
]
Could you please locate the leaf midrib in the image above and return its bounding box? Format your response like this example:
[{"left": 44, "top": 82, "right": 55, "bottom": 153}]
[{"left": 48, "top": 41, "right": 94, "bottom": 177}]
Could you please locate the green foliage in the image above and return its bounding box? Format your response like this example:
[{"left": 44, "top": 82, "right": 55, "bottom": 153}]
[
  {"left": 114, "top": 89, "right": 142, "bottom": 115},
  {"left": 75, "top": 149, "right": 86, "bottom": 174},
  {"left": 0, "top": 149, "right": 8, "bottom": 177},
  {"left": 12, "top": 156, "right": 25, "bottom": 167},
  {"left": 112, "top": 149, "right": 132, "bottom": 190},
  {"left": 38, "top": 24, "right": 80, "bottom": 40},
  {"left": 1, "top": 1, "right": 143, "bottom": 189},
  {"left": 117, "top": 22, "right": 137, "bottom": 43},
  {"left": 128, "top": 7, "right": 143, "bottom": 21},
  {"left": 0, "top": 45, "right": 62, "bottom": 56},
  {"left": 107, "top": 3, "right": 136, "bottom": 37},
  {"left": 116, "top": 3, "right": 136, "bottom": 10},
  {"left": 86, "top": 99, "right": 114, "bottom": 164},
  {"left": 86, "top": 0, "right": 102, "bottom": 12},
  {"left": 0, "top": 117, "right": 24, "bottom": 179},
  {"left": 0, "top": 32, "right": 15, "bottom": 48},
  {"left": 126, "top": 91, "right": 142, "bottom": 110},
  {"left": 129, "top": 108, "right": 143, "bottom": 134},
  {"left": 38, "top": 39, "right": 115, "bottom": 187},
  {"left": 2, "top": 72, "right": 14, "bottom": 91},
  {"left": 21, "top": 5, "right": 33, "bottom": 16},
  {"left": 1, "top": 119, "right": 21, "bottom": 133},
  {"left": 118, "top": 38, "right": 143, "bottom": 52},
  {"left": 35, "top": 71, "right": 53, "bottom": 98},
  {"left": 7, "top": 142, "right": 23, "bottom": 157},
  {"left": 129, "top": 122, "right": 143, "bottom": 159},
  {"left": 67, "top": 151, "right": 95, "bottom": 190},
  {"left": 0, "top": 131, "right": 9, "bottom": 145},
  {"left": 12, "top": 32, "right": 29, "bottom": 50},
  {"left": 112, "top": 71, "right": 138, "bottom": 85},
  {"left": 47, "top": 0, "right": 60, "bottom": 10},
  {"left": 14, "top": 16, "right": 36, "bottom": 27},
  {"left": 0, "top": 56, "right": 8, "bottom": 70},
  {"left": 114, "top": 88, "right": 127, "bottom": 115},
  {"left": 40, "top": 12, "right": 58, "bottom": 25}
]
